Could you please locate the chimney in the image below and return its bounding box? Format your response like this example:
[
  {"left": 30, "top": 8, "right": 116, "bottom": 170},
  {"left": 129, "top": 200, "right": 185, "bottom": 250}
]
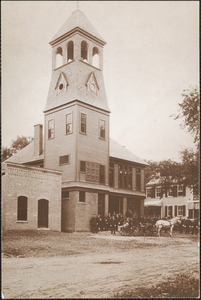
[{"left": 34, "top": 124, "right": 43, "bottom": 156}]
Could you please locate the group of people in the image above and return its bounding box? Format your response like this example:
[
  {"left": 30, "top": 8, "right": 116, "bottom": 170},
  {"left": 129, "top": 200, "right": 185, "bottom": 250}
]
[
  {"left": 90, "top": 213, "right": 123, "bottom": 234},
  {"left": 177, "top": 217, "right": 199, "bottom": 235},
  {"left": 90, "top": 213, "right": 199, "bottom": 235},
  {"left": 90, "top": 213, "right": 160, "bottom": 235}
]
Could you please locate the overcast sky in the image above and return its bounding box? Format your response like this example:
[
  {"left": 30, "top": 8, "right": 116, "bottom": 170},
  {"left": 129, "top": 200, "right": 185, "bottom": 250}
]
[{"left": 2, "top": 1, "right": 199, "bottom": 162}]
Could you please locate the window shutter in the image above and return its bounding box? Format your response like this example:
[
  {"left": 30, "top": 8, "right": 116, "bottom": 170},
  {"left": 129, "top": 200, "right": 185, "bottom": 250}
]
[
  {"left": 169, "top": 206, "right": 173, "bottom": 218},
  {"left": 183, "top": 184, "right": 186, "bottom": 196},
  {"left": 183, "top": 205, "right": 186, "bottom": 216},
  {"left": 151, "top": 187, "right": 155, "bottom": 198},
  {"left": 173, "top": 185, "right": 177, "bottom": 197},
  {"left": 174, "top": 205, "right": 177, "bottom": 216},
  {"left": 165, "top": 206, "right": 167, "bottom": 217},
  {"left": 132, "top": 168, "right": 136, "bottom": 190},
  {"left": 141, "top": 169, "right": 145, "bottom": 192}
]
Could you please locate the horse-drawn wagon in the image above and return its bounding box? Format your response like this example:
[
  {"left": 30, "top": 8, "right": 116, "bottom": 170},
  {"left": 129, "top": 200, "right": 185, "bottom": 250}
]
[{"left": 119, "top": 218, "right": 157, "bottom": 237}]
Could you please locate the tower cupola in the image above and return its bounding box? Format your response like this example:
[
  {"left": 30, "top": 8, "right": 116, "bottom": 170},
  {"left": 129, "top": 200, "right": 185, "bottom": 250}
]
[{"left": 44, "top": 9, "right": 109, "bottom": 113}]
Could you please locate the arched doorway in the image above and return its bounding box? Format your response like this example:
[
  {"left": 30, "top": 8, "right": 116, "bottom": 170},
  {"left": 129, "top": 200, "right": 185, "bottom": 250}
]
[{"left": 38, "top": 199, "right": 49, "bottom": 228}]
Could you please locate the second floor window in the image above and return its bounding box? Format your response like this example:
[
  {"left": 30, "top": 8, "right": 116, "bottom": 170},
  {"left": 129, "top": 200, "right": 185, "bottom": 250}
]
[
  {"left": 80, "top": 161, "right": 86, "bottom": 172},
  {"left": 81, "top": 113, "right": 86, "bottom": 134},
  {"left": 109, "top": 162, "right": 114, "bottom": 187},
  {"left": 178, "top": 185, "right": 184, "bottom": 196},
  {"left": 66, "top": 113, "right": 72, "bottom": 134},
  {"left": 99, "top": 165, "right": 105, "bottom": 184},
  {"left": 168, "top": 188, "right": 173, "bottom": 197},
  {"left": 136, "top": 168, "right": 141, "bottom": 191},
  {"left": 48, "top": 119, "right": 54, "bottom": 139},
  {"left": 147, "top": 188, "right": 151, "bottom": 197},
  {"left": 99, "top": 120, "right": 105, "bottom": 139},
  {"left": 118, "top": 164, "right": 132, "bottom": 190},
  {"left": 156, "top": 187, "right": 161, "bottom": 198}
]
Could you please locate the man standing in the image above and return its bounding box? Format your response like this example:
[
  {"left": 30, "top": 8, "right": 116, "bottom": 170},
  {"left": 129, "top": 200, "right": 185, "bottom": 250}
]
[{"left": 90, "top": 214, "right": 97, "bottom": 233}]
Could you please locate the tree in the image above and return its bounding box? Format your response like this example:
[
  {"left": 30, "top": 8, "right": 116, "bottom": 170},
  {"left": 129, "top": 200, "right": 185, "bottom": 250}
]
[
  {"left": 1, "top": 147, "right": 13, "bottom": 162},
  {"left": 1, "top": 136, "right": 33, "bottom": 162},
  {"left": 173, "top": 87, "right": 200, "bottom": 145},
  {"left": 11, "top": 135, "right": 33, "bottom": 152},
  {"left": 172, "top": 86, "right": 200, "bottom": 194},
  {"left": 145, "top": 160, "right": 183, "bottom": 185},
  {"left": 180, "top": 148, "right": 199, "bottom": 195}
]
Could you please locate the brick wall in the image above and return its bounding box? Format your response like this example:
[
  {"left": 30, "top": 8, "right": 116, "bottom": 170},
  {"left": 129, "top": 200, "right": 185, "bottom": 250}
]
[{"left": 2, "top": 163, "right": 62, "bottom": 231}]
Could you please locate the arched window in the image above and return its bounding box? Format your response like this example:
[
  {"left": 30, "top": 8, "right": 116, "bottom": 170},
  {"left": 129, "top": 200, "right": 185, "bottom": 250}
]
[
  {"left": 81, "top": 41, "right": 88, "bottom": 62},
  {"left": 17, "top": 196, "right": 28, "bottom": 221},
  {"left": 92, "top": 47, "right": 100, "bottom": 68},
  {"left": 56, "top": 47, "right": 63, "bottom": 68},
  {"left": 67, "top": 41, "right": 74, "bottom": 63}
]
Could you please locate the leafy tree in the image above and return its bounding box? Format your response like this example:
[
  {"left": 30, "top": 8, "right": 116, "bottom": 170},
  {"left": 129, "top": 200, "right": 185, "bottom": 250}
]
[
  {"left": 1, "top": 147, "right": 13, "bottom": 162},
  {"left": 1, "top": 136, "right": 33, "bottom": 162},
  {"left": 180, "top": 148, "right": 199, "bottom": 195},
  {"left": 173, "top": 86, "right": 200, "bottom": 145},
  {"left": 145, "top": 160, "right": 183, "bottom": 185},
  {"left": 144, "top": 160, "right": 159, "bottom": 184},
  {"left": 11, "top": 136, "right": 33, "bottom": 152}
]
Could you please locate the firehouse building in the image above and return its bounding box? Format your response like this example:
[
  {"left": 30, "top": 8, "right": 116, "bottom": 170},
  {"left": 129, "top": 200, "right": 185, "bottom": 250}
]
[{"left": 2, "top": 9, "right": 148, "bottom": 232}]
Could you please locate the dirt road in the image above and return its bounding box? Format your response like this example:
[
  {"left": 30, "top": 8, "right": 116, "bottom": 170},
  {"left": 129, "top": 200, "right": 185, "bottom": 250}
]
[{"left": 2, "top": 233, "right": 199, "bottom": 298}]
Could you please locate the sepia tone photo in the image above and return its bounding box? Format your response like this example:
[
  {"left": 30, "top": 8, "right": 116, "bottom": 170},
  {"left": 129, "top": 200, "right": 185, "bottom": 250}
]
[{"left": 1, "top": 1, "right": 200, "bottom": 298}]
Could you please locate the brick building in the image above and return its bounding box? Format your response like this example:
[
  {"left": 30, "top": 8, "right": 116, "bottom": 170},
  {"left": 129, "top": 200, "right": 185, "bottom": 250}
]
[{"left": 2, "top": 9, "right": 148, "bottom": 232}]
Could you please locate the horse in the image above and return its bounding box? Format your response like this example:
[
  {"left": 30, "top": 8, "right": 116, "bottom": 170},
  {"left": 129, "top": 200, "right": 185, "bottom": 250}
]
[{"left": 155, "top": 217, "right": 181, "bottom": 237}]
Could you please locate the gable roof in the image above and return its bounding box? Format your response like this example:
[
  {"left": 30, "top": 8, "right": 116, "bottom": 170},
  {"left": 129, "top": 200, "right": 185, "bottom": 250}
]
[
  {"left": 50, "top": 9, "right": 105, "bottom": 45},
  {"left": 4, "top": 138, "right": 147, "bottom": 167},
  {"left": 110, "top": 139, "right": 148, "bottom": 166},
  {"left": 4, "top": 142, "right": 43, "bottom": 165}
]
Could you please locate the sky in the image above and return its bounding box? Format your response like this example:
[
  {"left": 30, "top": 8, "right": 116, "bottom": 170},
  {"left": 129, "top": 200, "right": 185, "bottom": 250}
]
[{"left": 2, "top": 1, "right": 199, "bottom": 162}]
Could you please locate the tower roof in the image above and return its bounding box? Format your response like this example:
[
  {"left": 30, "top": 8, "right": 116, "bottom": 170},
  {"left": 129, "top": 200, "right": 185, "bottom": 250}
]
[{"left": 50, "top": 9, "right": 106, "bottom": 45}]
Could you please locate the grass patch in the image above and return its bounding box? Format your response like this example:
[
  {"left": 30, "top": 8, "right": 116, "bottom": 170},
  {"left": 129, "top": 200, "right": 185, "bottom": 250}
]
[{"left": 114, "top": 273, "right": 200, "bottom": 298}]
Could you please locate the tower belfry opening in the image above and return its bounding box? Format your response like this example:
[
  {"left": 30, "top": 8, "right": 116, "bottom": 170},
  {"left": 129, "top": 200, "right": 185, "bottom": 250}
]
[
  {"left": 92, "top": 47, "right": 100, "bottom": 68},
  {"left": 67, "top": 41, "right": 74, "bottom": 62},
  {"left": 56, "top": 47, "right": 63, "bottom": 68},
  {"left": 81, "top": 41, "right": 88, "bottom": 62}
]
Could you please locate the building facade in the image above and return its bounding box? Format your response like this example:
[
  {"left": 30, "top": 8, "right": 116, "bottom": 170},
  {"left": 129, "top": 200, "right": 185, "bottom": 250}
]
[
  {"left": 144, "top": 178, "right": 199, "bottom": 219},
  {"left": 2, "top": 9, "right": 148, "bottom": 232}
]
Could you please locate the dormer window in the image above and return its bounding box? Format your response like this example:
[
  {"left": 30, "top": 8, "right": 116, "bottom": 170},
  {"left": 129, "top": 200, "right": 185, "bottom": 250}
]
[
  {"left": 67, "top": 41, "right": 74, "bottom": 63},
  {"left": 92, "top": 47, "right": 100, "bottom": 68},
  {"left": 56, "top": 47, "right": 63, "bottom": 68},
  {"left": 81, "top": 41, "right": 88, "bottom": 62}
]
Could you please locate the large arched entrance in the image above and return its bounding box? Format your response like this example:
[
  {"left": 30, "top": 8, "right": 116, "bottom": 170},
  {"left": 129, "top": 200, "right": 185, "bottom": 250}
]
[{"left": 38, "top": 199, "right": 49, "bottom": 228}]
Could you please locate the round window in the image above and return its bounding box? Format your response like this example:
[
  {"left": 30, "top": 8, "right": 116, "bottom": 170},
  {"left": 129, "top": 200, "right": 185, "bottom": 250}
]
[{"left": 59, "top": 83, "right": 64, "bottom": 90}]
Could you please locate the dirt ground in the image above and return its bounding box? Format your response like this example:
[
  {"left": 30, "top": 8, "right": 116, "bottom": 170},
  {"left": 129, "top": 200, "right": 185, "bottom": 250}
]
[{"left": 2, "top": 230, "right": 200, "bottom": 299}]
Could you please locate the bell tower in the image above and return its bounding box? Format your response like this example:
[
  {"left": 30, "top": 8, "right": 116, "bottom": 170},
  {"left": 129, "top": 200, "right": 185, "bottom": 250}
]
[{"left": 44, "top": 9, "right": 110, "bottom": 231}]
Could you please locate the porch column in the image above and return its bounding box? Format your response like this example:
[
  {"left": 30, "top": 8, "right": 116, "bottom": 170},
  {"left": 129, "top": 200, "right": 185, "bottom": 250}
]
[
  {"left": 114, "top": 164, "right": 119, "bottom": 188},
  {"left": 105, "top": 194, "right": 109, "bottom": 216},
  {"left": 123, "top": 197, "right": 127, "bottom": 215}
]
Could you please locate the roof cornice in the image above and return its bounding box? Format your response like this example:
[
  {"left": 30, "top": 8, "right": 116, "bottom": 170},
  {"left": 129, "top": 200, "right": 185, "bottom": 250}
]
[{"left": 50, "top": 27, "right": 106, "bottom": 47}]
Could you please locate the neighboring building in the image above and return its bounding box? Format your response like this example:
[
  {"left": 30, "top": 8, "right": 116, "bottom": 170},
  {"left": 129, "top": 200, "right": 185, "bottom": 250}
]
[
  {"left": 2, "top": 9, "right": 148, "bottom": 232},
  {"left": 144, "top": 178, "right": 199, "bottom": 219}
]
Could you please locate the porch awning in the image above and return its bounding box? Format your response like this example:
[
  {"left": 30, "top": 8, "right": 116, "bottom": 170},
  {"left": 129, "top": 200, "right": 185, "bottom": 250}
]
[{"left": 144, "top": 200, "right": 162, "bottom": 207}]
